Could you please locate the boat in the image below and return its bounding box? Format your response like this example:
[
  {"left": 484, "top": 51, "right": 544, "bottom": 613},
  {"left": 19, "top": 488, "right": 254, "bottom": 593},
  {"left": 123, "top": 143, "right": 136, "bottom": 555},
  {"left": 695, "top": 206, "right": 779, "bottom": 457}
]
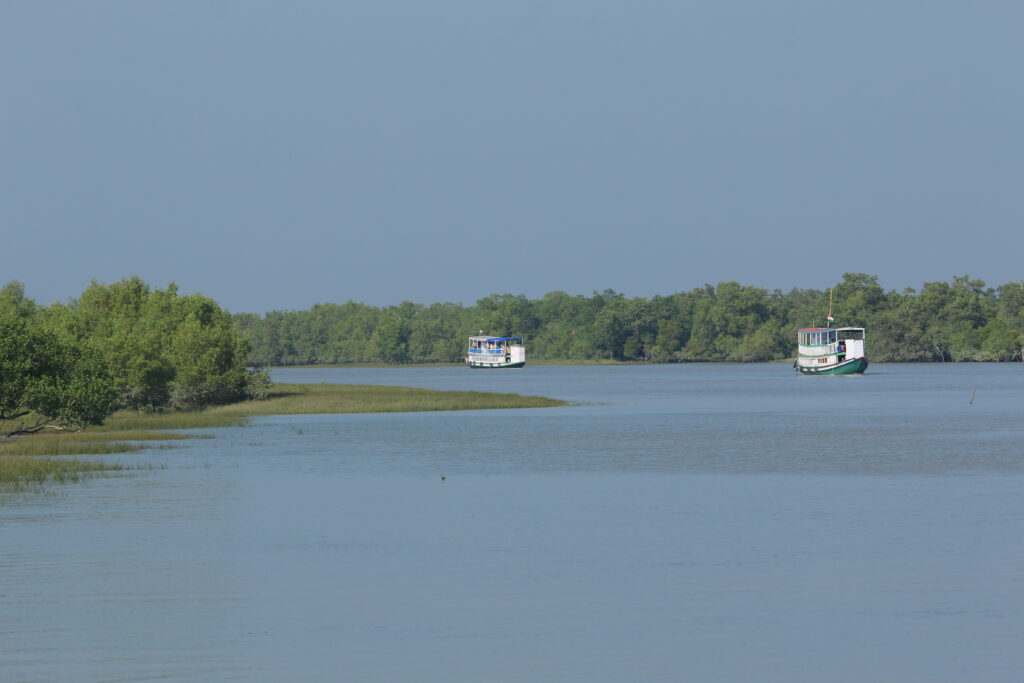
[
  {"left": 466, "top": 335, "right": 526, "bottom": 369},
  {"left": 795, "top": 326, "right": 868, "bottom": 375}
]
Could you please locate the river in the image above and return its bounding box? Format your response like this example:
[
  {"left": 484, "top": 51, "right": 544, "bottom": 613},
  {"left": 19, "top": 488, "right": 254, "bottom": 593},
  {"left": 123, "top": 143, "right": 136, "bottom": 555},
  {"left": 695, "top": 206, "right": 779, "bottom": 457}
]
[{"left": 2, "top": 363, "right": 1023, "bottom": 681}]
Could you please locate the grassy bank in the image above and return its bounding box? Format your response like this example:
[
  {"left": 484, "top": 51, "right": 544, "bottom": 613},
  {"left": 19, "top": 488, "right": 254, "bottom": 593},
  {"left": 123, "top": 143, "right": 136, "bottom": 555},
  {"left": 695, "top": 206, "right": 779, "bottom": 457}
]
[
  {"left": 0, "top": 457, "right": 127, "bottom": 491},
  {"left": 0, "top": 431, "right": 186, "bottom": 491},
  {"left": 100, "top": 382, "right": 565, "bottom": 431},
  {"left": 1, "top": 383, "right": 565, "bottom": 489}
]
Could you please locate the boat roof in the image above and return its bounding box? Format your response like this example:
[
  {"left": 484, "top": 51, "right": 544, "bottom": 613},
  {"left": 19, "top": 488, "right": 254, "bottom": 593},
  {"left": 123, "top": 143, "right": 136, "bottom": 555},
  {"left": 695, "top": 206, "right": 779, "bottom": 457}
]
[
  {"left": 798, "top": 327, "right": 864, "bottom": 333},
  {"left": 468, "top": 336, "right": 523, "bottom": 342}
]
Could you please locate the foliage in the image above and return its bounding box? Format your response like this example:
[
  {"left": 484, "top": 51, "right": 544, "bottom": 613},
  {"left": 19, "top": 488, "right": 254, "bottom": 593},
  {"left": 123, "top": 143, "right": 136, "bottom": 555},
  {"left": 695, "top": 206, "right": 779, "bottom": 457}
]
[
  {"left": 232, "top": 273, "right": 1024, "bottom": 365},
  {"left": 243, "top": 368, "right": 274, "bottom": 401},
  {"left": 0, "top": 311, "right": 118, "bottom": 436},
  {"left": 42, "top": 277, "right": 254, "bottom": 409},
  {"left": 2, "top": 277, "right": 260, "bottom": 430}
]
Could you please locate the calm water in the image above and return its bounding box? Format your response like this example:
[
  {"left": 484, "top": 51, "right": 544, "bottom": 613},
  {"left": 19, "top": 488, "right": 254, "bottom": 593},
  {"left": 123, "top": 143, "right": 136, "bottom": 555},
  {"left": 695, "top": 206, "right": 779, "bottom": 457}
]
[{"left": 3, "top": 364, "right": 1024, "bottom": 681}]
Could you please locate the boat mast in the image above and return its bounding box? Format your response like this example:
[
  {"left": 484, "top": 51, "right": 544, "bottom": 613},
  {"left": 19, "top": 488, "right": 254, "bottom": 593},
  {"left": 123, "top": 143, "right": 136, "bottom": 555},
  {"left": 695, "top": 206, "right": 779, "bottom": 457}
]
[{"left": 827, "top": 288, "right": 833, "bottom": 329}]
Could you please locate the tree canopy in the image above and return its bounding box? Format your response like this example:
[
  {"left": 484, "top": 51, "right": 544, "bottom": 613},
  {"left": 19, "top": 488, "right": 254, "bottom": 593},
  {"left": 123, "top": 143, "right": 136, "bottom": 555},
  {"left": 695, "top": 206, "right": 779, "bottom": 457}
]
[
  {"left": 1, "top": 277, "right": 261, "bottom": 436},
  {"left": 0, "top": 312, "right": 117, "bottom": 436},
  {"left": 5, "top": 272, "right": 1020, "bottom": 435},
  {"left": 235, "top": 274, "right": 1024, "bottom": 365}
]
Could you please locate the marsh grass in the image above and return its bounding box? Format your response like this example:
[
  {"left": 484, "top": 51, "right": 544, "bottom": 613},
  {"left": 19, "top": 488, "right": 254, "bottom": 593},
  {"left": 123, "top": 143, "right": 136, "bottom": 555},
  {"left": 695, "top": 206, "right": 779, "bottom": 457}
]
[
  {"left": 2, "top": 382, "right": 564, "bottom": 489},
  {"left": 99, "top": 383, "right": 566, "bottom": 431},
  {"left": 101, "top": 411, "right": 249, "bottom": 431},
  {"left": 0, "top": 431, "right": 179, "bottom": 490},
  {"left": 0, "top": 430, "right": 199, "bottom": 457},
  {"left": 215, "top": 383, "right": 565, "bottom": 416},
  {"left": 0, "top": 426, "right": 196, "bottom": 491},
  {"left": 0, "top": 457, "right": 126, "bottom": 491}
]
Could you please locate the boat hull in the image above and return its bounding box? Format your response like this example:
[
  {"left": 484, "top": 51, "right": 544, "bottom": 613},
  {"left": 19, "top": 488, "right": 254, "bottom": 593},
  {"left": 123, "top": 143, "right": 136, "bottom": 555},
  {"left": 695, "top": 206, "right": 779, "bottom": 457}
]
[
  {"left": 465, "top": 359, "right": 525, "bottom": 369},
  {"left": 795, "top": 357, "right": 868, "bottom": 375}
]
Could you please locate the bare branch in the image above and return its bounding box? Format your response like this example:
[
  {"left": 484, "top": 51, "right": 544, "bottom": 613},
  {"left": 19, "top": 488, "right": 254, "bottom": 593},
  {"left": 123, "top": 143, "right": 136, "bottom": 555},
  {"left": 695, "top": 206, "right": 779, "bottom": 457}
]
[{"left": 4, "top": 417, "right": 63, "bottom": 438}]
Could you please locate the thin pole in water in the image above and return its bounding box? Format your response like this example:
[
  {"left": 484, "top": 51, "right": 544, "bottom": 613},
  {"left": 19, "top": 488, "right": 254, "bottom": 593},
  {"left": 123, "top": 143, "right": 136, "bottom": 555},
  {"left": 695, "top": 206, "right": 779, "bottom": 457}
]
[{"left": 969, "top": 388, "right": 976, "bottom": 405}]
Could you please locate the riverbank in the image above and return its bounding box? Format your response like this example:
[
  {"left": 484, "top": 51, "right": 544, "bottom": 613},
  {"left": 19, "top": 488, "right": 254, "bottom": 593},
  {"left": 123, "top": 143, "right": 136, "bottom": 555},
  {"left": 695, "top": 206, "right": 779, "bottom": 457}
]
[
  {"left": 268, "top": 359, "right": 626, "bottom": 369},
  {"left": 0, "top": 382, "right": 565, "bottom": 489}
]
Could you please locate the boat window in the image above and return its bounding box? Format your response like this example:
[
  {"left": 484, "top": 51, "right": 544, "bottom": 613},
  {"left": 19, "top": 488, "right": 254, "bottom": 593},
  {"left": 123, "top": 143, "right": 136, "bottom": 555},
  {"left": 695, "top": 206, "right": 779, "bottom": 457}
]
[{"left": 828, "top": 330, "right": 836, "bottom": 343}]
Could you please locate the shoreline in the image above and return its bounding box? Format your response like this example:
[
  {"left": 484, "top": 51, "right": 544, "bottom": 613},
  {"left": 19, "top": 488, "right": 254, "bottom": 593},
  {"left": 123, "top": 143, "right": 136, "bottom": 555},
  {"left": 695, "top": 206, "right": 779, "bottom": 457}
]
[
  {"left": 259, "top": 358, "right": 1024, "bottom": 369},
  {"left": 0, "top": 382, "right": 566, "bottom": 490}
]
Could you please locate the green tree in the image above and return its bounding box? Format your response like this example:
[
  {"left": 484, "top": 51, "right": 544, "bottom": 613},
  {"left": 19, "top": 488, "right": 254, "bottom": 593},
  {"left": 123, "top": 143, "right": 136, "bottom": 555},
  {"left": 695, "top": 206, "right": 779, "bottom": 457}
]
[
  {"left": 48, "top": 277, "right": 253, "bottom": 409},
  {"left": 0, "top": 281, "right": 37, "bottom": 319},
  {"left": 166, "top": 294, "right": 251, "bottom": 408},
  {"left": 684, "top": 283, "right": 771, "bottom": 360},
  {"left": 591, "top": 296, "right": 630, "bottom": 359},
  {"left": 831, "top": 273, "right": 887, "bottom": 326},
  {"left": 474, "top": 294, "right": 538, "bottom": 339},
  {"left": 0, "top": 313, "right": 117, "bottom": 436},
  {"left": 372, "top": 310, "right": 411, "bottom": 363}
]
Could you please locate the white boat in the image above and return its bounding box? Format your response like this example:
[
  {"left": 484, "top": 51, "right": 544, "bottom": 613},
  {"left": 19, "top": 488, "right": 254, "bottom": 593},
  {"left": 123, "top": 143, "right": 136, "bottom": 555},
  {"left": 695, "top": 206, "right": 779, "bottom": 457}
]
[
  {"left": 795, "top": 327, "right": 868, "bottom": 375},
  {"left": 466, "top": 336, "right": 525, "bottom": 369}
]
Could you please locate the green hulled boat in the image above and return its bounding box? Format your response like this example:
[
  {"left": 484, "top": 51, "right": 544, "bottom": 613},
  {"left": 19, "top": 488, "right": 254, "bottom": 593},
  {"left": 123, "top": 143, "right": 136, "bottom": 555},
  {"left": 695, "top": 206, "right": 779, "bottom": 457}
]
[{"left": 795, "top": 326, "right": 868, "bottom": 375}]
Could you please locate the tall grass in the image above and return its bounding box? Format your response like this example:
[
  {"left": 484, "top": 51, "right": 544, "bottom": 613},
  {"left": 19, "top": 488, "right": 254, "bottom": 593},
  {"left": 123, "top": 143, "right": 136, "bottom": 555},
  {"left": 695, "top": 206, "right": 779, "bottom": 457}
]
[
  {"left": 2, "top": 382, "right": 565, "bottom": 490},
  {"left": 0, "top": 431, "right": 176, "bottom": 491},
  {"left": 213, "top": 383, "right": 566, "bottom": 416},
  {"left": 0, "top": 457, "right": 125, "bottom": 491},
  {"left": 98, "top": 383, "right": 566, "bottom": 431},
  {"left": 0, "top": 431, "right": 194, "bottom": 458}
]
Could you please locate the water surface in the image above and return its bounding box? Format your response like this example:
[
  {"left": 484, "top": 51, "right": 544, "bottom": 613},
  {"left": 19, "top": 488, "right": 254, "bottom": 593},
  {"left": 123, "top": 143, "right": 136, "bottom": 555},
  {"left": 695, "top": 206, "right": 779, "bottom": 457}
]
[{"left": 3, "top": 364, "right": 1023, "bottom": 681}]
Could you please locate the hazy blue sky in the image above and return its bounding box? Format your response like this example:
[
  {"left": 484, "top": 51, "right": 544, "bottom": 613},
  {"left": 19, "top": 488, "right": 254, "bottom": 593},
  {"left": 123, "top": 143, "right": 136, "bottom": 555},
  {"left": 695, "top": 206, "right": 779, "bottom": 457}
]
[{"left": 3, "top": 2, "right": 1022, "bottom": 313}]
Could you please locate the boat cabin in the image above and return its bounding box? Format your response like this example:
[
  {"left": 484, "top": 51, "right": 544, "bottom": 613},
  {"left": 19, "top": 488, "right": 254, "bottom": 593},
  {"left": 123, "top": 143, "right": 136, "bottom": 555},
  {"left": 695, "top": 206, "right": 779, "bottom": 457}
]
[
  {"left": 468, "top": 336, "right": 522, "bottom": 352},
  {"left": 466, "top": 336, "right": 526, "bottom": 368},
  {"left": 797, "top": 327, "right": 865, "bottom": 367}
]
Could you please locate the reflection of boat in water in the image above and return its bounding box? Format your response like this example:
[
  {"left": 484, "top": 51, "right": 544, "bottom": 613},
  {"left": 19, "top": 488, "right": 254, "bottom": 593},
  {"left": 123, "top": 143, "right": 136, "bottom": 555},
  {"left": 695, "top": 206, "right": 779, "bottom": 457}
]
[
  {"left": 466, "top": 335, "right": 525, "bottom": 369},
  {"left": 795, "top": 327, "right": 868, "bottom": 375}
]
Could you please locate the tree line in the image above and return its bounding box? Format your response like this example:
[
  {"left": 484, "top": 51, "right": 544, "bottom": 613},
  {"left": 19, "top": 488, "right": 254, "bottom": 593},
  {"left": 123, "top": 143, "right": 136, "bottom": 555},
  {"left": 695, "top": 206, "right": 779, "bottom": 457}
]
[
  {"left": 5, "top": 272, "right": 1020, "bottom": 436},
  {"left": 1, "top": 277, "right": 265, "bottom": 437},
  {"left": 235, "top": 273, "right": 1024, "bottom": 366}
]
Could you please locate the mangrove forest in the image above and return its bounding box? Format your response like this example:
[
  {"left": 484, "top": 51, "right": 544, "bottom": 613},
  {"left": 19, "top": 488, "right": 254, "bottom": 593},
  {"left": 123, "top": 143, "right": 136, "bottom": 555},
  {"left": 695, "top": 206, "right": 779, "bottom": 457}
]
[{"left": 235, "top": 273, "right": 1024, "bottom": 365}]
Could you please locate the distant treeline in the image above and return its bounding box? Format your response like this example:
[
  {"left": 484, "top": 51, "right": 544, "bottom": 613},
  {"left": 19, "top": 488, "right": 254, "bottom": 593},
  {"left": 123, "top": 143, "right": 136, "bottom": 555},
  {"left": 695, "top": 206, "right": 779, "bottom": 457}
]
[{"left": 234, "top": 273, "right": 1024, "bottom": 365}]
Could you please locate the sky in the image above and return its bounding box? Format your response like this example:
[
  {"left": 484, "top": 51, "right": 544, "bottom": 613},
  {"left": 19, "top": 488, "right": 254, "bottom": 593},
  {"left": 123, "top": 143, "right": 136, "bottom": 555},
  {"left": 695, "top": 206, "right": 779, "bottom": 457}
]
[{"left": 3, "top": 1, "right": 1023, "bottom": 313}]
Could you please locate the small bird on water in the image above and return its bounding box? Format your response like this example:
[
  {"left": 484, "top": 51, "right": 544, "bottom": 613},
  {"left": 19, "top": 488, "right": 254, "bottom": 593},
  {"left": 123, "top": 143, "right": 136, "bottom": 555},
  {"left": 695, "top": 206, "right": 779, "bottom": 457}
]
[{"left": 440, "top": 474, "right": 446, "bottom": 481}]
